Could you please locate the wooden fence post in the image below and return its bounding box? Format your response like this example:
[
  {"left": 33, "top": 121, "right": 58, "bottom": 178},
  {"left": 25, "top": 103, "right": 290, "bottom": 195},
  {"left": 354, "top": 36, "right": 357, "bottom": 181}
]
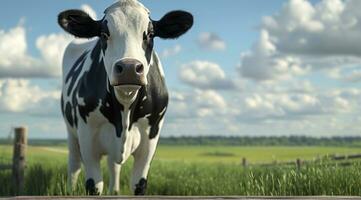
[
  {"left": 296, "top": 158, "right": 302, "bottom": 170},
  {"left": 12, "top": 127, "right": 27, "bottom": 195},
  {"left": 242, "top": 157, "right": 247, "bottom": 167}
]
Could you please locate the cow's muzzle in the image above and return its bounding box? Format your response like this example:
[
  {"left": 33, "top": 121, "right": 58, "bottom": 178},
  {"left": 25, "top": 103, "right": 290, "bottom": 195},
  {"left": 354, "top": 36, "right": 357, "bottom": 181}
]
[{"left": 110, "top": 58, "right": 146, "bottom": 86}]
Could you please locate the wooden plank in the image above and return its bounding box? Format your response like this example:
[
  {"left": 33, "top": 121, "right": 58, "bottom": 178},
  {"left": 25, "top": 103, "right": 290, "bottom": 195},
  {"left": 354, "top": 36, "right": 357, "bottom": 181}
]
[
  {"left": 2, "top": 196, "right": 361, "bottom": 200},
  {"left": 332, "top": 154, "right": 361, "bottom": 161},
  {"left": 345, "top": 154, "right": 361, "bottom": 160}
]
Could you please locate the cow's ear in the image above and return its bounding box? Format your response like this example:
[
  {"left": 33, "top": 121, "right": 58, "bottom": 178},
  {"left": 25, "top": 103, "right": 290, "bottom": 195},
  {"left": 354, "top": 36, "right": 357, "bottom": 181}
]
[
  {"left": 58, "top": 9, "right": 101, "bottom": 38},
  {"left": 153, "top": 10, "right": 193, "bottom": 39}
]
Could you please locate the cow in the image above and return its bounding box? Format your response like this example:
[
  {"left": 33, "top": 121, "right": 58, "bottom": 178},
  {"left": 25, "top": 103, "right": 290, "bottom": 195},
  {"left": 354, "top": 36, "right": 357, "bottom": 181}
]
[{"left": 58, "top": 0, "right": 193, "bottom": 195}]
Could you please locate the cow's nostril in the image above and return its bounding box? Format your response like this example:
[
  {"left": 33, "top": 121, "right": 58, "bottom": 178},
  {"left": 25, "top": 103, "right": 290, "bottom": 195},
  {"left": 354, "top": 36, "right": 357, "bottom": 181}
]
[
  {"left": 116, "top": 64, "right": 123, "bottom": 74},
  {"left": 135, "top": 64, "right": 144, "bottom": 74}
]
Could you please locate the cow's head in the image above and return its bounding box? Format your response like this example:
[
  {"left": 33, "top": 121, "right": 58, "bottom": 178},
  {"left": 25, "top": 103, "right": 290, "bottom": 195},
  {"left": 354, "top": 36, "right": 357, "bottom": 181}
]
[{"left": 58, "top": 0, "right": 193, "bottom": 101}]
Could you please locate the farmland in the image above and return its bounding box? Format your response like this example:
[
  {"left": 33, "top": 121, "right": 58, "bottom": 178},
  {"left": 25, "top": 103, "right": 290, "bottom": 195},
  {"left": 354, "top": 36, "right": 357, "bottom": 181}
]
[
  {"left": 1, "top": 144, "right": 361, "bottom": 164},
  {"left": 1, "top": 143, "right": 361, "bottom": 196}
]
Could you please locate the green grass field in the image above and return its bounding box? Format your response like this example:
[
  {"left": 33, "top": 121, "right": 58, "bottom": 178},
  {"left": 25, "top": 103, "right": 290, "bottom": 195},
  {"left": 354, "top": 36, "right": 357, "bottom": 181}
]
[
  {"left": 156, "top": 145, "right": 361, "bottom": 163},
  {"left": 1, "top": 144, "right": 361, "bottom": 196},
  {"left": 2, "top": 144, "right": 361, "bottom": 164}
]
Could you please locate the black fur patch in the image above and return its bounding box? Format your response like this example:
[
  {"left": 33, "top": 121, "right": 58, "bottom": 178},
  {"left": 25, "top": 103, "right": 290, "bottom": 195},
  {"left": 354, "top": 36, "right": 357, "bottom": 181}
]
[
  {"left": 134, "top": 178, "right": 147, "bottom": 195},
  {"left": 85, "top": 178, "right": 99, "bottom": 195},
  {"left": 153, "top": 10, "right": 193, "bottom": 39},
  {"left": 58, "top": 9, "right": 102, "bottom": 39},
  {"left": 66, "top": 51, "right": 88, "bottom": 96},
  {"left": 61, "top": 50, "right": 88, "bottom": 127},
  {"left": 128, "top": 55, "right": 168, "bottom": 139},
  {"left": 61, "top": 51, "right": 89, "bottom": 126},
  {"left": 63, "top": 41, "right": 168, "bottom": 139},
  {"left": 75, "top": 41, "right": 124, "bottom": 137},
  {"left": 64, "top": 103, "right": 74, "bottom": 127},
  {"left": 143, "top": 21, "right": 154, "bottom": 64},
  {"left": 60, "top": 95, "right": 64, "bottom": 117},
  {"left": 100, "top": 20, "right": 110, "bottom": 51},
  {"left": 62, "top": 40, "right": 124, "bottom": 137}
]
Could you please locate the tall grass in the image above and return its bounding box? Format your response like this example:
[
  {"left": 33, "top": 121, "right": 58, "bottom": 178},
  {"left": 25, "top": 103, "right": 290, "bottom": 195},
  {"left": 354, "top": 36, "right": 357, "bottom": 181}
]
[{"left": 1, "top": 160, "right": 361, "bottom": 196}]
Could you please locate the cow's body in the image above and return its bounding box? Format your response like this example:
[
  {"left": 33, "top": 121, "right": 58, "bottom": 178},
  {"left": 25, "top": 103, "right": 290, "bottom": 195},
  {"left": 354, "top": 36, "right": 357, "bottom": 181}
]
[
  {"left": 61, "top": 38, "right": 168, "bottom": 194},
  {"left": 58, "top": 0, "right": 192, "bottom": 195}
]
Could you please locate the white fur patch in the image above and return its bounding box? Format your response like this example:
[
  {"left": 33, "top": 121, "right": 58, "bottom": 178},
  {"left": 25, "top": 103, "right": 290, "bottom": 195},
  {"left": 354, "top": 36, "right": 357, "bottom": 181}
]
[
  {"left": 153, "top": 52, "right": 165, "bottom": 77},
  {"left": 159, "top": 107, "right": 167, "bottom": 116}
]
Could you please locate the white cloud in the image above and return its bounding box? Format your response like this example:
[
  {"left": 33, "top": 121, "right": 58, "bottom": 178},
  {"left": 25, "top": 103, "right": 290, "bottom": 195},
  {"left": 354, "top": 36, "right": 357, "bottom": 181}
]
[
  {"left": 343, "top": 69, "right": 361, "bottom": 82},
  {"left": 165, "top": 81, "right": 361, "bottom": 136},
  {"left": 81, "top": 4, "right": 98, "bottom": 20},
  {"left": 242, "top": 93, "right": 323, "bottom": 120},
  {"left": 0, "top": 25, "right": 27, "bottom": 67},
  {"left": 239, "top": 30, "right": 309, "bottom": 81},
  {"left": 161, "top": 45, "right": 182, "bottom": 58},
  {"left": 197, "top": 32, "right": 226, "bottom": 51},
  {"left": 36, "top": 33, "right": 73, "bottom": 77},
  {"left": 195, "top": 90, "right": 227, "bottom": 109},
  {"left": 0, "top": 79, "right": 60, "bottom": 116},
  {"left": 326, "top": 65, "right": 361, "bottom": 83},
  {"left": 240, "top": 0, "right": 361, "bottom": 81},
  {"left": 263, "top": 0, "right": 361, "bottom": 57},
  {"left": 180, "top": 60, "right": 235, "bottom": 90},
  {"left": 0, "top": 25, "right": 40, "bottom": 78},
  {"left": 167, "top": 89, "right": 228, "bottom": 119},
  {"left": 0, "top": 24, "right": 72, "bottom": 78},
  {"left": 255, "top": 79, "right": 315, "bottom": 94},
  {"left": 238, "top": 84, "right": 359, "bottom": 122},
  {"left": 193, "top": 90, "right": 227, "bottom": 117},
  {"left": 0, "top": 4, "right": 95, "bottom": 79}
]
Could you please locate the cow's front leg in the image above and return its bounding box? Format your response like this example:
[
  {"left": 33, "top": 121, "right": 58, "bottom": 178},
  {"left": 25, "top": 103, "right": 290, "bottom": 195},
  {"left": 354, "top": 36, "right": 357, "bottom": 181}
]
[
  {"left": 107, "top": 156, "right": 121, "bottom": 194},
  {"left": 80, "top": 147, "right": 103, "bottom": 195},
  {"left": 67, "top": 130, "right": 82, "bottom": 193},
  {"left": 78, "top": 128, "right": 103, "bottom": 195},
  {"left": 131, "top": 128, "right": 161, "bottom": 195}
]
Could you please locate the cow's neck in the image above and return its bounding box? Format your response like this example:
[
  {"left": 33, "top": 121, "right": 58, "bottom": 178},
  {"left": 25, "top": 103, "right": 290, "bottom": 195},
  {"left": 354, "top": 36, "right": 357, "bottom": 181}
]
[{"left": 112, "top": 84, "right": 144, "bottom": 164}]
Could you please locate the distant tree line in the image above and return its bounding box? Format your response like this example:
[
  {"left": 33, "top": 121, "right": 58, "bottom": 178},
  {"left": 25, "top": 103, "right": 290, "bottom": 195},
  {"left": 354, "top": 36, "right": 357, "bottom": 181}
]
[
  {"left": 1, "top": 136, "right": 361, "bottom": 147},
  {"left": 0, "top": 138, "right": 67, "bottom": 146},
  {"left": 158, "top": 136, "right": 361, "bottom": 147}
]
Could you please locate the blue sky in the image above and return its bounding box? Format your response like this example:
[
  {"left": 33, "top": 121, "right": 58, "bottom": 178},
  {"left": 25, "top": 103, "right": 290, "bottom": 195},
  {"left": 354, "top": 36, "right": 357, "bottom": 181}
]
[
  {"left": 0, "top": 0, "right": 360, "bottom": 138},
  {"left": 0, "top": 0, "right": 286, "bottom": 85}
]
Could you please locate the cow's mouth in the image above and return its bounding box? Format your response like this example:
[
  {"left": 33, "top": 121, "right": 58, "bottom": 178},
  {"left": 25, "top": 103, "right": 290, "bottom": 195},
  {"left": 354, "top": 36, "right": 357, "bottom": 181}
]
[{"left": 114, "top": 85, "right": 141, "bottom": 102}]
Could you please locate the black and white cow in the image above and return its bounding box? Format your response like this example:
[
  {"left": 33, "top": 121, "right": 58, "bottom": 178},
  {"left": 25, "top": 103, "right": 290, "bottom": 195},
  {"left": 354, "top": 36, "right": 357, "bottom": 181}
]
[{"left": 58, "top": 0, "right": 193, "bottom": 195}]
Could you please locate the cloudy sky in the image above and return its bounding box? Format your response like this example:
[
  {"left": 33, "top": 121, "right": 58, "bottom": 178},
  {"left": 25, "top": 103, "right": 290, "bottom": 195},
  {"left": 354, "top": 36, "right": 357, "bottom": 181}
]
[{"left": 0, "top": 0, "right": 360, "bottom": 138}]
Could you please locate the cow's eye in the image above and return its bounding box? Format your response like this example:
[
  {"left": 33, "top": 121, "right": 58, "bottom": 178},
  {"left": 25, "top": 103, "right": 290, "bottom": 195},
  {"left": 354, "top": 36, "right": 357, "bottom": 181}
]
[
  {"left": 148, "top": 31, "right": 155, "bottom": 38},
  {"left": 101, "top": 32, "right": 110, "bottom": 41},
  {"left": 144, "top": 31, "right": 154, "bottom": 41}
]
